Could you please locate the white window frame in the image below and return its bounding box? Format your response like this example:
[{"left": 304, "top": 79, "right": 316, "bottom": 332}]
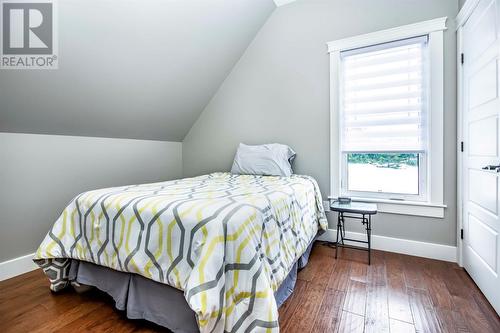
[{"left": 328, "top": 17, "right": 448, "bottom": 218}]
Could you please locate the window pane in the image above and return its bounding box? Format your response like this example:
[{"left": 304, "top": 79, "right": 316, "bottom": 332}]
[{"left": 347, "top": 153, "right": 419, "bottom": 195}]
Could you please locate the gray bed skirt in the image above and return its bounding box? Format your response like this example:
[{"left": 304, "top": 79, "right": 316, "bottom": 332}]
[{"left": 68, "top": 240, "right": 316, "bottom": 333}]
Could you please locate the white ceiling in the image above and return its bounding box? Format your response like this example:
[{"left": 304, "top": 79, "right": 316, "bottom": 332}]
[{"left": 274, "top": 0, "right": 298, "bottom": 6}]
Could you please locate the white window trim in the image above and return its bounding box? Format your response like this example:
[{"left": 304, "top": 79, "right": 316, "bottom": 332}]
[{"left": 328, "top": 17, "right": 448, "bottom": 218}]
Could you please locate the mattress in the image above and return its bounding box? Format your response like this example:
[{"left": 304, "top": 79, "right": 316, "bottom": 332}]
[{"left": 34, "top": 172, "right": 327, "bottom": 332}]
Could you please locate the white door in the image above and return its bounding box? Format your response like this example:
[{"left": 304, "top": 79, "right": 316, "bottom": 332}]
[{"left": 462, "top": 0, "right": 500, "bottom": 315}]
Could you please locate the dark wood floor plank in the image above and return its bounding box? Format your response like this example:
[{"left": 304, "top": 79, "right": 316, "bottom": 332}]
[
  {"left": 327, "top": 258, "right": 351, "bottom": 291},
  {"left": 453, "top": 294, "right": 499, "bottom": 333},
  {"left": 338, "top": 246, "right": 370, "bottom": 263},
  {"left": 7, "top": 298, "right": 103, "bottom": 333},
  {"left": 1, "top": 244, "right": 499, "bottom": 333},
  {"left": 343, "top": 279, "right": 367, "bottom": 316},
  {"left": 0, "top": 273, "right": 48, "bottom": 303},
  {"left": 297, "top": 243, "right": 329, "bottom": 282},
  {"left": 282, "top": 282, "right": 325, "bottom": 333},
  {"left": 408, "top": 287, "right": 443, "bottom": 333},
  {"left": 441, "top": 262, "right": 472, "bottom": 298},
  {"left": 297, "top": 254, "right": 319, "bottom": 282},
  {"left": 278, "top": 278, "right": 308, "bottom": 329},
  {"left": 33, "top": 300, "right": 111, "bottom": 333},
  {"left": 311, "top": 249, "right": 337, "bottom": 287},
  {"left": 0, "top": 286, "right": 48, "bottom": 322},
  {"left": 337, "top": 310, "right": 365, "bottom": 333},
  {"left": 367, "top": 251, "right": 387, "bottom": 284},
  {"left": 435, "top": 308, "right": 470, "bottom": 333},
  {"left": 389, "top": 318, "right": 416, "bottom": 333},
  {"left": 386, "top": 252, "right": 414, "bottom": 324},
  {"left": 313, "top": 242, "right": 336, "bottom": 258},
  {"left": 471, "top": 292, "right": 500, "bottom": 332},
  {"left": 56, "top": 307, "right": 112, "bottom": 332},
  {"left": 455, "top": 268, "right": 500, "bottom": 332},
  {"left": 365, "top": 283, "right": 390, "bottom": 333},
  {"left": 311, "top": 289, "right": 345, "bottom": 333},
  {"left": 403, "top": 256, "right": 428, "bottom": 290},
  {"left": 422, "top": 259, "right": 453, "bottom": 310},
  {"left": 349, "top": 261, "right": 367, "bottom": 283},
  {"left": 365, "top": 251, "right": 390, "bottom": 333}
]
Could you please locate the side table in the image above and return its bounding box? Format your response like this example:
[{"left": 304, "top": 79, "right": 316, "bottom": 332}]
[{"left": 329, "top": 201, "right": 377, "bottom": 265}]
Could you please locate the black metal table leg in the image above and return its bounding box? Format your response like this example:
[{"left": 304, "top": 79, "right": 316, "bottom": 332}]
[
  {"left": 340, "top": 213, "right": 346, "bottom": 245},
  {"left": 366, "top": 214, "right": 372, "bottom": 265},
  {"left": 335, "top": 212, "right": 345, "bottom": 259}
]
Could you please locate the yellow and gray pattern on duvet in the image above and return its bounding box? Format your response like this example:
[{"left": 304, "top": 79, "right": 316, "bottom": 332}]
[{"left": 34, "top": 172, "right": 327, "bottom": 332}]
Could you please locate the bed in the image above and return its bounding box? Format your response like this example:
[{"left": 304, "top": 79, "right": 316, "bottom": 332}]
[{"left": 34, "top": 172, "right": 327, "bottom": 332}]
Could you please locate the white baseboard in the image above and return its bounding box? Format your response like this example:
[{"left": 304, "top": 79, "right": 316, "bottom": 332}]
[
  {"left": 0, "top": 253, "right": 38, "bottom": 281},
  {"left": 318, "top": 229, "right": 457, "bottom": 262}
]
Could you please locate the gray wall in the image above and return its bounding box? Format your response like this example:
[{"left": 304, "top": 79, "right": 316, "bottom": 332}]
[
  {"left": 0, "top": 133, "right": 182, "bottom": 261},
  {"left": 0, "top": 0, "right": 276, "bottom": 263},
  {"left": 183, "top": 0, "right": 459, "bottom": 246},
  {"left": 0, "top": 0, "right": 275, "bottom": 141}
]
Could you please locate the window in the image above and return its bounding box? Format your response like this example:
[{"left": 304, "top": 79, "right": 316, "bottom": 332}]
[
  {"left": 340, "top": 36, "right": 428, "bottom": 201},
  {"left": 328, "top": 18, "right": 447, "bottom": 217},
  {"left": 346, "top": 153, "right": 421, "bottom": 195}
]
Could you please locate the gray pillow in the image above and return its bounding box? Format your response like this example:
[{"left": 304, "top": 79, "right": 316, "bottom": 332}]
[{"left": 230, "top": 143, "right": 296, "bottom": 177}]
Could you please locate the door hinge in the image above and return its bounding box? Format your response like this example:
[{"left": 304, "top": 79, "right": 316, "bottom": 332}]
[
  {"left": 461, "top": 53, "right": 465, "bottom": 65},
  {"left": 461, "top": 141, "right": 464, "bottom": 152},
  {"left": 461, "top": 228, "right": 464, "bottom": 240}
]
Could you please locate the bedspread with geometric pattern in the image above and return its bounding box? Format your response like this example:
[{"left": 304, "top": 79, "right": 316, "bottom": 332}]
[{"left": 34, "top": 172, "right": 327, "bottom": 332}]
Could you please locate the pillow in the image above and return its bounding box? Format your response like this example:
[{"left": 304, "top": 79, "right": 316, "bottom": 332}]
[{"left": 230, "top": 143, "right": 296, "bottom": 177}]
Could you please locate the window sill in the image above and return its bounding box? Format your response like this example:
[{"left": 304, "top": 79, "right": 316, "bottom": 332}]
[{"left": 327, "top": 196, "right": 446, "bottom": 218}]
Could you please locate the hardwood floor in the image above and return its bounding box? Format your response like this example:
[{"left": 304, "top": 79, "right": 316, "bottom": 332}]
[
  {"left": 1, "top": 244, "right": 499, "bottom": 332},
  {"left": 280, "top": 244, "right": 500, "bottom": 333}
]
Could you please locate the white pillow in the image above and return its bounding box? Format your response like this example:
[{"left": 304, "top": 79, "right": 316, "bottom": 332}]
[{"left": 230, "top": 143, "right": 296, "bottom": 177}]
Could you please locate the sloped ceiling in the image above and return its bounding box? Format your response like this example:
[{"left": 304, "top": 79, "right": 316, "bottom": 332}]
[
  {"left": 0, "top": 0, "right": 275, "bottom": 141},
  {"left": 273, "top": 0, "right": 298, "bottom": 6}
]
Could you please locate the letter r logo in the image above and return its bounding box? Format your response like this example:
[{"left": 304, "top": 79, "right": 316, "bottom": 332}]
[{"left": 2, "top": 2, "right": 53, "bottom": 54}]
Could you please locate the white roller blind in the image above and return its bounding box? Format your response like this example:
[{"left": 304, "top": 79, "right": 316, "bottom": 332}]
[{"left": 340, "top": 36, "right": 428, "bottom": 152}]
